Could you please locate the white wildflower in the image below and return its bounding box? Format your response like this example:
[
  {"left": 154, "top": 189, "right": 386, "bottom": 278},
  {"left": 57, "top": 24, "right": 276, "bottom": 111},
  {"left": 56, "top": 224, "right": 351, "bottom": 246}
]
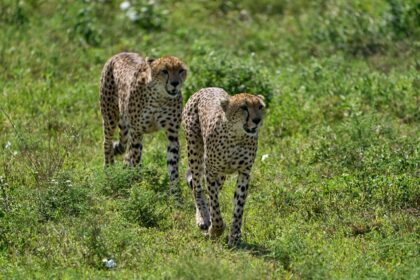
[
  {"left": 120, "top": 1, "right": 130, "bottom": 11},
  {"left": 103, "top": 258, "right": 117, "bottom": 269},
  {"left": 5, "top": 141, "right": 11, "bottom": 149},
  {"left": 261, "top": 154, "right": 269, "bottom": 161}
]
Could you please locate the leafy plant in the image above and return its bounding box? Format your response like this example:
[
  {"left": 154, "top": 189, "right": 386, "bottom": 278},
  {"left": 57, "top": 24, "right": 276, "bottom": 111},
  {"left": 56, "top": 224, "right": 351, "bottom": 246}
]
[
  {"left": 67, "top": 3, "right": 103, "bottom": 47},
  {"left": 38, "top": 171, "right": 90, "bottom": 221},
  {"left": 186, "top": 49, "right": 274, "bottom": 104},
  {"left": 122, "top": 185, "right": 166, "bottom": 227},
  {"left": 121, "top": 0, "right": 168, "bottom": 30},
  {"left": 98, "top": 164, "right": 141, "bottom": 198}
]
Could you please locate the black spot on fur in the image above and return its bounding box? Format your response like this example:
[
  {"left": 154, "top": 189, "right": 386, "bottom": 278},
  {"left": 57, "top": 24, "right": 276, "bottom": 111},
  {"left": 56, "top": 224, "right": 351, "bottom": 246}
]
[{"left": 168, "top": 135, "right": 177, "bottom": 142}]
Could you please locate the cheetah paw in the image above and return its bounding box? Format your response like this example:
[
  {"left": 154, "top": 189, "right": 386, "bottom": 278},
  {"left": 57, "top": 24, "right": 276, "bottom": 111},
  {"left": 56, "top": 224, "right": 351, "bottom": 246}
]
[
  {"left": 227, "top": 233, "right": 241, "bottom": 247},
  {"left": 196, "top": 210, "right": 210, "bottom": 230},
  {"left": 209, "top": 223, "right": 226, "bottom": 238}
]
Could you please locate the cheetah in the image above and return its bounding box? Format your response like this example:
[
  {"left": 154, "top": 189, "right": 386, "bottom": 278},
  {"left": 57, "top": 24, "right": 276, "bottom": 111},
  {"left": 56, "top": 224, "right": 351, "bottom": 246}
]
[
  {"left": 100, "top": 52, "right": 187, "bottom": 199},
  {"left": 182, "top": 87, "right": 265, "bottom": 246}
]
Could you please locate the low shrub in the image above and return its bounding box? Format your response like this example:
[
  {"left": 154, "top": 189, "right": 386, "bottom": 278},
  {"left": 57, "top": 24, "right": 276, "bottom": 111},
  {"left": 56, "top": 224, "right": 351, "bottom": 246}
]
[
  {"left": 38, "top": 171, "right": 90, "bottom": 221},
  {"left": 185, "top": 49, "right": 275, "bottom": 104},
  {"left": 122, "top": 185, "right": 166, "bottom": 228},
  {"left": 98, "top": 165, "right": 141, "bottom": 198}
]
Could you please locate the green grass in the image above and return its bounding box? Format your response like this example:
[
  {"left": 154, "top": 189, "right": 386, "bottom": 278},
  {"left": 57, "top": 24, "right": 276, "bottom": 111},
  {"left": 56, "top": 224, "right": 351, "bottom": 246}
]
[{"left": 0, "top": 0, "right": 419, "bottom": 278}]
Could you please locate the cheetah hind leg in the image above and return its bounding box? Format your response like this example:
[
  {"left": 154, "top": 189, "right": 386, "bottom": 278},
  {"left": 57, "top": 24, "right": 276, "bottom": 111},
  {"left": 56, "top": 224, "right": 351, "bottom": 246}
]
[
  {"left": 186, "top": 168, "right": 210, "bottom": 231},
  {"left": 113, "top": 120, "right": 129, "bottom": 156}
]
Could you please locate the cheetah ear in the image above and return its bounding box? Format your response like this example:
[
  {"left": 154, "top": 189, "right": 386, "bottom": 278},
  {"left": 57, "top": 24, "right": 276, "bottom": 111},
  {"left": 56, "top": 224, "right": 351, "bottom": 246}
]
[
  {"left": 257, "top": 95, "right": 266, "bottom": 107},
  {"left": 146, "top": 57, "right": 155, "bottom": 64},
  {"left": 220, "top": 98, "right": 230, "bottom": 112},
  {"left": 257, "top": 95, "right": 265, "bottom": 101}
]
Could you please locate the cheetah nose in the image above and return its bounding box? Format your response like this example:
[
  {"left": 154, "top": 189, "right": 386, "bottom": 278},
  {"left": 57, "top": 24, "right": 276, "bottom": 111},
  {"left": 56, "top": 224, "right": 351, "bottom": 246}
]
[
  {"left": 171, "top": 81, "right": 179, "bottom": 87},
  {"left": 252, "top": 118, "right": 261, "bottom": 125}
]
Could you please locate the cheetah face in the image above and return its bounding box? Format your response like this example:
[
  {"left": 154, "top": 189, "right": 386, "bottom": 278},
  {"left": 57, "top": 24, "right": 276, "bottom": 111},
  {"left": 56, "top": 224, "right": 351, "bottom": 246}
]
[
  {"left": 222, "top": 94, "right": 265, "bottom": 137},
  {"left": 150, "top": 56, "right": 187, "bottom": 98},
  {"left": 240, "top": 96, "right": 265, "bottom": 136}
]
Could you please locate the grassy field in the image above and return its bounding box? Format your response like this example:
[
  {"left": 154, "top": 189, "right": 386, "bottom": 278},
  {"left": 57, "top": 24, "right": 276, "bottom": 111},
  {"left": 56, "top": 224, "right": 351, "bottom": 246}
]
[{"left": 0, "top": 0, "right": 419, "bottom": 278}]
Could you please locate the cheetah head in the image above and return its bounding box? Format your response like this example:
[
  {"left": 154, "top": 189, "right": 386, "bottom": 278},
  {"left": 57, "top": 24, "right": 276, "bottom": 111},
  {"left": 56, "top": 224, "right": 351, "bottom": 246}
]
[
  {"left": 221, "top": 93, "right": 266, "bottom": 137},
  {"left": 148, "top": 56, "right": 187, "bottom": 98}
]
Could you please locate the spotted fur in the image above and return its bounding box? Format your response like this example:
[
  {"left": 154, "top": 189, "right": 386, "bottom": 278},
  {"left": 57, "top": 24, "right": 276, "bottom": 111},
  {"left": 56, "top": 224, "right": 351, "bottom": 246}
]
[
  {"left": 182, "top": 87, "right": 265, "bottom": 246},
  {"left": 100, "top": 52, "right": 187, "bottom": 200}
]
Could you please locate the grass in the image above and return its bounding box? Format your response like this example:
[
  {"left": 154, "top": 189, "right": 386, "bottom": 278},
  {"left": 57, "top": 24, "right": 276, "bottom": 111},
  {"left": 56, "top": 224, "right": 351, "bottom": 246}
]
[{"left": 0, "top": 0, "right": 419, "bottom": 278}]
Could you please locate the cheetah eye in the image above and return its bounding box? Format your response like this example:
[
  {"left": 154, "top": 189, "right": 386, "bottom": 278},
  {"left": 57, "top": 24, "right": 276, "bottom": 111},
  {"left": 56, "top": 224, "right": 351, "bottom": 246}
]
[
  {"left": 259, "top": 105, "right": 263, "bottom": 110},
  {"left": 162, "top": 69, "right": 169, "bottom": 75}
]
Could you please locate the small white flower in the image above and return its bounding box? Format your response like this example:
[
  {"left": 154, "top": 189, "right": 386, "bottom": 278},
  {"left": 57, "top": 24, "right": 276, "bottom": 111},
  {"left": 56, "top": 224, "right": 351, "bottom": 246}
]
[
  {"left": 5, "top": 141, "right": 11, "bottom": 149},
  {"left": 120, "top": 1, "right": 130, "bottom": 11},
  {"left": 103, "top": 258, "right": 117, "bottom": 269},
  {"left": 261, "top": 154, "right": 269, "bottom": 161}
]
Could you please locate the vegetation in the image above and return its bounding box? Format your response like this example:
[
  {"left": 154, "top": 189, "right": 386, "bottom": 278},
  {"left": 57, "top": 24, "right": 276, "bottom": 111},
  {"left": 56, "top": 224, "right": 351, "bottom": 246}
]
[{"left": 0, "top": 0, "right": 419, "bottom": 278}]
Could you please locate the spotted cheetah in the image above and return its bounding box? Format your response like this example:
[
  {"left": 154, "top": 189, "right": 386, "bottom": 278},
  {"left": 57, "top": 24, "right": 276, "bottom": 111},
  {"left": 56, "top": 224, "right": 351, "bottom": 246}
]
[
  {"left": 100, "top": 52, "right": 187, "bottom": 199},
  {"left": 182, "top": 87, "right": 265, "bottom": 246}
]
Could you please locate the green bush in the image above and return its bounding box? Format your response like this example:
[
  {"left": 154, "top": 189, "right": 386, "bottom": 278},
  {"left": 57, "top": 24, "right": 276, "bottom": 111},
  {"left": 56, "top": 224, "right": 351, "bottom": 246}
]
[
  {"left": 387, "top": 0, "right": 420, "bottom": 39},
  {"left": 0, "top": 0, "right": 39, "bottom": 25},
  {"left": 185, "top": 49, "right": 275, "bottom": 104},
  {"left": 65, "top": 3, "right": 103, "bottom": 47},
  {"left": 0, "top": 185, "right": 40, "bottom": 254},
  {"left": 309, "top": 1, "right": 389, "bottom": 56},
  {"left": 122, "top": 0, "right": 168, "bottom": 30},
  {"left": 122, "top": 185, "right": 165, "bottom": 228},
  {"left": 312, "top": 115, "right": 417, "bottom": 174},
  {"left": 98, "top": 165, "right": 141, "bottom": 198},
  {"left": 302, "top": 0, "right": 420, "bottom": 56},
  {"left": 218, "top": 0, "right": 287, "bottom": 15},
  {"left": 38, "top": 172, "right": 90, "bottom": 221}
]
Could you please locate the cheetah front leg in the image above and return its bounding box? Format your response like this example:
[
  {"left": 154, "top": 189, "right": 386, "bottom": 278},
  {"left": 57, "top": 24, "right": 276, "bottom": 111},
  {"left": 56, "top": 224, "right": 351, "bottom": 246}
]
[
  {"left": 165, "top": 129, "right": 182, "bottom": 202},
  {"left": 124, "top": 129, "right": 143, "bottom": 167},
  {"left": 228, "top": 172, "right": 250, "bottom": 247},
  {"left": 206, "top": 172, "right": 226, "bottom": 238}
]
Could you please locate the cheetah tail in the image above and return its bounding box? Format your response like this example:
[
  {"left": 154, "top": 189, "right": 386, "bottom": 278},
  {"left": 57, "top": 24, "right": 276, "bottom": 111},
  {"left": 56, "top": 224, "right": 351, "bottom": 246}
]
[
  {"left": 136, "top": 63, "right": 152, "bottom": 85},
  {"left": 186, "top": 168, "right": 193, "bottom": 190}
]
